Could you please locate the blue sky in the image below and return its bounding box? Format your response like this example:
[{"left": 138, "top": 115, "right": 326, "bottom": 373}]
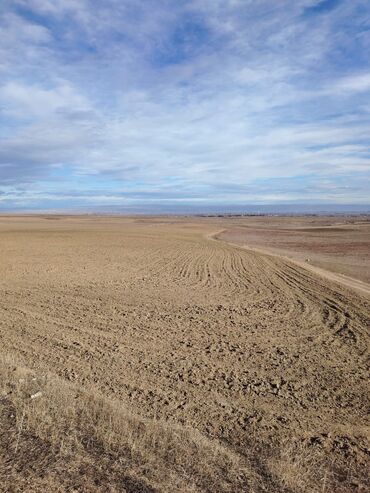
[{"left": 0, "top": 0, "right": 369, "bottom": 211}]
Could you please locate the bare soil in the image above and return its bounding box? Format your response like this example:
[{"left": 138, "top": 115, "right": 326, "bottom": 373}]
[
  {"left": 213, "top": 215, "right": 370, "bottom": 286},
  {"left": 0, "top": 215, "right": 369, "bottom": 492}
]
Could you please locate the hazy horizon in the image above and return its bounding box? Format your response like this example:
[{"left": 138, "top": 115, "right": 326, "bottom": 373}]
[{"left": 1, "top": 203, "right": 370, "bottom": 216}]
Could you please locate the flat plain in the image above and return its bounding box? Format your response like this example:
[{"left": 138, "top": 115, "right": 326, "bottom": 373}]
[{"left": 0, "top": 215, "right": 369, "bottom": 492}]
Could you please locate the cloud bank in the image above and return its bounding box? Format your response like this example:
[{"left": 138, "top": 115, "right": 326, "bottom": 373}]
[{"left": 1, "top": 0, "right": 370, "bottom": 210}]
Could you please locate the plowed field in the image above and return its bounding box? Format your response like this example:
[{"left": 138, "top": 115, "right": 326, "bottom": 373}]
[{"left": 0, "top": 215, "right": 369, "bottom": 492}]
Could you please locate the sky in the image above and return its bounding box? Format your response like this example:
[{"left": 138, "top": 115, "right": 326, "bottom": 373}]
[{"left": 0, "top": 0, "right": 370, "bottom": 212}]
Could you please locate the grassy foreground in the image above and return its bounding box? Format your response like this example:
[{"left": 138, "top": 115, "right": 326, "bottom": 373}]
[{"left": 1, "top": 355, "right": 366, "bottom": 492}]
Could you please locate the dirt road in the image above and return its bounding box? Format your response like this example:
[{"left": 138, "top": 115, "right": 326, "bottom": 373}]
[{"left": 212, "top": 230, "right": 370, "bottom": 297}]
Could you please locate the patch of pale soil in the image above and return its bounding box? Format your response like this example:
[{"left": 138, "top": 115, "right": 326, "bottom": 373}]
[
  {"left": 212, "top": 230, "right": 370, "bottom": 297},
  {"left": 211, "top": 215, "right": 370, "bottom": 285}
]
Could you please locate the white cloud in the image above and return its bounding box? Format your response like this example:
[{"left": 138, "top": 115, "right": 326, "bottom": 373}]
[
  {"left": 13, "top": 0, "right": 89, "bottom": 17},
  {"left": 0, "top": 0, "right": 369, "bottom": 207},
  {"left": 333, "top": 72, "right": 370, "bottom": 94},
  {"left": 0, "top": 81, "right": 92, "bottom": 119}
]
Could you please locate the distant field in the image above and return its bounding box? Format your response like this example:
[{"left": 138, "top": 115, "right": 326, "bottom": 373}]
[
  {"left": 213, "top": 215, "right": 370, "bottom": 285},
  {"left": 0, "top": 215, "right": 369, "bottom": 492}
]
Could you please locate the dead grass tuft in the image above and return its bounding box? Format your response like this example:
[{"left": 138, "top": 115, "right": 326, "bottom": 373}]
[
  {"left": 268, "top": 438, "right": 369, "bottom": 493},
  {"left": 0, "top": 356, "right": 253, "bottom": 492},
  {"left": 1, "top": 356, "right": 368, "bottom": 492}
]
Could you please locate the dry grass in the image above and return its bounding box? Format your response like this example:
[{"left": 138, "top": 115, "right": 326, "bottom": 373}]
[
  {"left": 1, "top": 355, "right": 367, "bottom": 492},
  {"left": 0, "top": 355, "right": 254, "bottom": 493},
  {"left": 267, "top": 438, "right": 369, "bottom": 493},
  {"left": 269, "top": 441, "right": 327, "bottom": 493}
]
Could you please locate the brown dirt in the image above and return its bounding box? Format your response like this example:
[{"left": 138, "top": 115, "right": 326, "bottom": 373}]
[
  {"left": 213, "top": 215, "right": 370, "bottom": 285},
  {"left": 0, "top": 215, "right": 369, "bottom": 492}
]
